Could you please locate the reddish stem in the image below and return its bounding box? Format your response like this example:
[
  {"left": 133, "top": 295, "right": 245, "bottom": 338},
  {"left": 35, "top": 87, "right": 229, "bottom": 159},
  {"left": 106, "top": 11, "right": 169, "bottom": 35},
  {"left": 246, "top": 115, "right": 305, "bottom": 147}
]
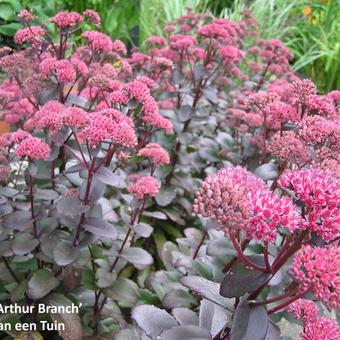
[
  {"left": 268, "top": 291, "right": 306, "bottom": 314},
  {"left": 229, "top": 231, "right": 266, "bottom": 272},
  {"left": 251, "top": 287, "right": 299, "bottom": 306}
]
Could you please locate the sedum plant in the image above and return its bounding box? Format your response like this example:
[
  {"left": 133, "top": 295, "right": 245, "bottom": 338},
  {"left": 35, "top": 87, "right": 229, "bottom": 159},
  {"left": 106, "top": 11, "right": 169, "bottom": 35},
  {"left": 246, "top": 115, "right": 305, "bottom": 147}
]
[{"left": 0, "top": 7, "right": 339, "bottom": 340}]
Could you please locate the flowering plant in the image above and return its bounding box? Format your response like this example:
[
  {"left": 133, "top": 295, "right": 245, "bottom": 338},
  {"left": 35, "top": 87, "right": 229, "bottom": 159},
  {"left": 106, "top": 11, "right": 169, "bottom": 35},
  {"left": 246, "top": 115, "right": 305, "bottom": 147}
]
[{"left": 0, "top": 7, "right": 339, "bottom": 340}]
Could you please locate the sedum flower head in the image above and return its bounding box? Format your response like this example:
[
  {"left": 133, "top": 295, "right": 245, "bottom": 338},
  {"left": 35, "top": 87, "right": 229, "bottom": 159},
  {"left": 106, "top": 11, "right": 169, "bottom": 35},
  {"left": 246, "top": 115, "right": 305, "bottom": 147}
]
[
  {"left": 82, "top": 31, "right": 113, "bottom": 52},
  {"left": 193, "top": 166, "right": 266, "bottom": 230},
  {"left": 128, "top": 176, "right": 160, "bottom": 200},
  {"left": 50, "top": 11, "right": 83, "bottom": 28},
  {"left": 247, "top": 189, "right": 304, "bottom": 242},
  {"left": 16, "top": 135, "right": 50, "bottom": 160},
  {"left": 279, "top": 169, "right": 340, "bottom": 241},
  {"left": 291, "top": 245, "right": 340, "bottom": 309},
  {"left": 289, "top": 299, "right": 340, "bottom": 340},
  {"left": 138, "top": 143, "right": 170, "bottom": 166}
]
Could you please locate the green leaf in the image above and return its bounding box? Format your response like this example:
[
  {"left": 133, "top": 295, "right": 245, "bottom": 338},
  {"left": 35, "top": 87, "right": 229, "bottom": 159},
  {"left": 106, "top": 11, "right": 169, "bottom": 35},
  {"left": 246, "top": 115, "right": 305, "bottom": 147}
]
[
  {"left": 82, "top": 268, "right": 96, "bottom": 291},
  {"left": 0, "top": 3, "right": 15, "bottom": 21},
  {"left": 0, "top": 22, "right": 21, "bottom": 36},
  {"left": 138, "top": 289, "right": 161, "bottom": 305},
  {"left": 10, "top": 280, "right": 27, "bottom": 302},
  {"left": 27, "top": 270, "right": 59, "bottom": 300}
]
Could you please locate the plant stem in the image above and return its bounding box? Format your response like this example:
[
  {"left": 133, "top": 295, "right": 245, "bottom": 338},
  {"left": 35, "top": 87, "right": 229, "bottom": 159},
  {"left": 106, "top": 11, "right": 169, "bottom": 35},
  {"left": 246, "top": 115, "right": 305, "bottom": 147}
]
[
  {"left": 248, "top": 230, "right": 308, "bottom": 300},
  {"left": 3, "top": 257, "right": 20, "bottom": 283},
  {"left": 250, "top": 286, "right": 299, "bottom": 306},
  {"left": 73, "top": 158, "right": 95, "bottom": 246},
  {"left": 223, "top": 239, "right": 250, "bottom": 273},
  {"left": 93, "top": 198, "right": 147, "bottom": 333},
  {"left": 263, "top": 241, "right": 272, "bottom": 273},
  {"left": 229, "top": 231, "right": 266, "bottom": 272},
  {"left": 268, "top": 291, "right": 306, "bottom": 314},
  {"left": 193, "top": 230, "right": 208, "bottom": 259}
]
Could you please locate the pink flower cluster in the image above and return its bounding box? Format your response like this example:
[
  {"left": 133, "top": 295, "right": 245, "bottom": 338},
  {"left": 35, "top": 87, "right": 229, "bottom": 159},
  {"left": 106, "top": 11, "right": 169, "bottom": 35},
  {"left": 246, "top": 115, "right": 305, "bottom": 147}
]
[
  {"left": 247, "top": 189, "right": 303, "bottom": 242},
  {"left": 18, "top": 9, "right": 37, "bottom": 22},
  {"left": 268, "top": 131, "right": 309, "bottom": 164},
  {"left": 291, "top": 245, "right": 340, "bottom": 308},
  {"left": 50, "top": 11, "right": 83, "bottom": 28},
  {"left": 279, "top": 169, "right": 340, "bottom": 241},
  {"left": 82, "top": 31, "right": 113, "bottom": 52},
  {"left": 83, "top": 9, "right": 101, "bottom": 27},
  {"left": 121, "top": 79, "right": 173, "bottom": 133},
  {"left": 128, "top": 176, "right": 160, "bottom": 200},
  {"left": 219, "top": 46, "right": 244, "bottom": 63},
  {"left": 138, "top": 143, "right": 170, "bottom": 166},
  {"left": 15, "top": 135, "right": 50, "bottom": 160},
  {"left": 14, "top": 26, "right": 46, "bottom": 45},
  {"left": 77, "top": 109, "right": 137, "bottom": 148},
  {"left": 288, "top": 299, "right": 340, "bottom": 340},
  {"left": 193, "top": 166, "right": 266, "bottom": 230}
]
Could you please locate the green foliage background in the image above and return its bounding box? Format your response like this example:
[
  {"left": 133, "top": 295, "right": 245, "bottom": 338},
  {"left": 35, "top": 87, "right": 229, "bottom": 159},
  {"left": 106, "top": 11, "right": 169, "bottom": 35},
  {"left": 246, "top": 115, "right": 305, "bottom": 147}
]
[{"left": 0, "top": 0, "right": 339, "bottom": 91}]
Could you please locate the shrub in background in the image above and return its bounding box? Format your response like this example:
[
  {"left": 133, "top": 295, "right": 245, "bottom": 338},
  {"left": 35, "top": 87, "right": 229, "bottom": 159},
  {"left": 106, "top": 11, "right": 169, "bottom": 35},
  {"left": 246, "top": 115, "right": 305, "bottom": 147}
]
[{"left": 0, "top": 7, "right": 339, "bottom": 340}]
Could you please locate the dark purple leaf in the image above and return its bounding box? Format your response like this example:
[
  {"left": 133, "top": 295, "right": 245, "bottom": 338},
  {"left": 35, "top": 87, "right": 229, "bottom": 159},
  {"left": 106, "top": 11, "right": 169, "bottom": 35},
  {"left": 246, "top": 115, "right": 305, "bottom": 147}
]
[
  {"left": 35, "top": 189, "right": 59, "bottom": 200},
  {"left": 11, "top": 233, "right": 39, "bottom": 255},
  {"left": 80, "top": 177, "right": 106, "bottom": 203},
  {"left": 127, "top": 99, "right": 139, "bottom": 109},
  {"left": 66, "top": 93, "right": 89, "bottom": 109},
  {"left": 265, "top": 322, "right": 281, "bottom": 340},
  {"left": 45, "top": 293, "right": 83, "bottom": 340},
  {"left": 95, "top": 167, "right": 126, "bottom": 188},
  {"left": 180, "top": 276, "right": 233, "bottom": 311},
  {"left": 202, "top": 88, "right": 219, "bottom": 104},
  {"left": 64, "top": 163, "right": 84, "bottom": 174},
  {"left": 0, "top": 241, "right": 13, "bottom": 256},
  {"left": 56, "top": 197, "right": 89, "bottom": 216},
  {"left": 199, "top": 299, "right": 231, "bottom": 337},
  {"left": 53, "top": 241, "right": 79, "bottom": 266},
  {"left": 27, "top": 269, "right": 59, "bottom": 300},
  {"left": 82, "top": 218, "right": 118, "bottom": 239},
  {"left": 143, "top": 211, "right": 168, "bottom": 220},
  {"left": 163, "top": 289, "right": 196, "bottom": 309},
  {"left": 220, "top": 264, "right": 270, "bottom": 298},
  {"left": 3, "top": 210, "right": 33, "bottom": 231},
  {"left": 172, "top": 70, "right": 184, "bottom": 84},
  {"left": 230, "top": 300, "right": 268, "bottom": 340}
]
